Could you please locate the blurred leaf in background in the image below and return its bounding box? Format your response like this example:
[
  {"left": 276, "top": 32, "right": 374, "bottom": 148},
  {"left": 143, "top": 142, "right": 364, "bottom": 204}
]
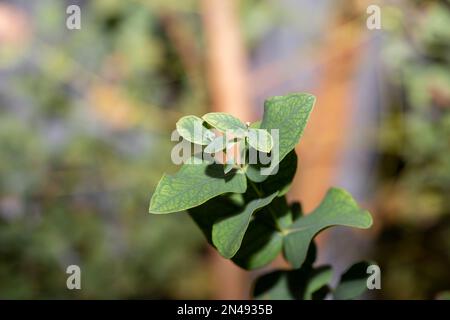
[
  {"left": 375, "top": 0, "right": 450, "bottom": 299},
  {"left": 0, "top": 0, "right": 211, "bottom": 299}
]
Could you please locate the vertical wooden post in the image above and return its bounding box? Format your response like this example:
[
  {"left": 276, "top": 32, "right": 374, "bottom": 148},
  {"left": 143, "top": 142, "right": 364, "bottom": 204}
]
[
  {"left": 201, "top": 0, "right": 252, "bottom": 299},
  {"left": 201, "top": 0, "right": 252, "bottom": 120}
]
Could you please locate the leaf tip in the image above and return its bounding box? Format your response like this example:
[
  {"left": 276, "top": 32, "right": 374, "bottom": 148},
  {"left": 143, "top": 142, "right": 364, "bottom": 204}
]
[{"left": 362, "top": 210, "right": 374, "bottom": 229}]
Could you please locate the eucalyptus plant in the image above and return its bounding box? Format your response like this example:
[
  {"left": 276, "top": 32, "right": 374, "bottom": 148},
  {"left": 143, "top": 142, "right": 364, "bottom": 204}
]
[{"left": 149, "top": 93, "right": 374, "bottom": 299}]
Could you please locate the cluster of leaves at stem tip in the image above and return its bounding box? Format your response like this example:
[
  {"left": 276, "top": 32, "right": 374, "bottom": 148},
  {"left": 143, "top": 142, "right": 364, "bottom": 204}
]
[{"left": 149, "top": 93, "right": 374, "bottom": 300}]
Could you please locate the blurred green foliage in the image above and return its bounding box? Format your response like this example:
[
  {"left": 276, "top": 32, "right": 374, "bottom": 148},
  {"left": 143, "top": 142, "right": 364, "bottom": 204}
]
[
  {"left": 0, "top": 0, "right": 211, "bottom": 298},
  {"left": 375, "top": 0, "right": 450, "bottom": 299}
]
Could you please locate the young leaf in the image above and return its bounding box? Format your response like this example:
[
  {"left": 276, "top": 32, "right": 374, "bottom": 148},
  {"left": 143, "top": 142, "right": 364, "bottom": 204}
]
[
  {"left": 203, "top": 112, "right": 247, "bottom": 132},
  {"left": 247, "top": 129, "right": 273, "bottom": 153},
  {"left": 224, "top": 162, "right": 235, "bottom": 175},
  {"left": 176, "top": 115, "right": 215, "bottom": 145},
  {"left": 149, "top": 161, "right": 247, "bottom": 214},
  {"left": 204, "top": 135, "right": 227, "bottom": 154},
  {"left": 333, "top": 261, "right": 372, "bottom": 300},
  {"left": 283, "top": 188, "right": 373, "bottom": 268},
  {"left": 212, "top": 192, "right": 278, "bottom": 258},
  {"left": 260, "top": 93, "right": 315, "bottom": 166}
]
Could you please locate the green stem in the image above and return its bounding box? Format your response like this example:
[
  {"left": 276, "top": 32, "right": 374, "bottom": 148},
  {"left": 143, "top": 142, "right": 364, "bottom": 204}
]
[{"left": 248, "top": 179, "right": 263, "bottom": 197}]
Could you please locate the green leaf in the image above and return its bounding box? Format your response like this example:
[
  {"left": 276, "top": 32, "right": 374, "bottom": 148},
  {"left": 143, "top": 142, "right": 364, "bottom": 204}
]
[
  {"left": 189, "top": 191, "right": 279, "bottom": 262},
  {"left": 245, "top": 163, "right": 269, "bottom": 183},
  {"left": 212, "top": 192, "right": 278, "bottom": 258},
  {"left": 188, "top": 193, "right": 239, "bottom": 245},
  {"left": 260, "top": 93, "right": 315, "bottom": 166},
  {"left": 304, "top": 266, "right": 333, "bottom": 300},
  {"left": 232, "top": 214, "right": 283, "bottom": 270},
  {"left": 253, "top": 270, "right": 296, "bottom": 300},
  {"left": 264, "top": 196, "right": 293, "bottom": 229},
  {"left": 245, "top": 149, "right": 297, "bottom": 189},
  {"left": 283, "top": 188, "right": 373, "bottom": 268},
  {"left": 149, "top": 161, "right": 247, "bottom": 214},
  {"left": 247, "top": 129, "right": 273, "bottom": 153},
  {"left": 204, "top": 135, "right": 227, "bottom": 154},
  {"left": 176, "top": 115, "right": 215, "bottom": 145},
  {"left": 224, "top": 162, "right": 235, "bottom": 175},
  {"left": 230, "top": 184, "right": 292, "bottom": 268},
  {"left": 203, "top": 112, "right": 247, "bottom": 132},
  {"left": 189, "top": 196, "right": 238, "bottom": 244},
  {"left": 259, "top": 150, "right": 297, "bottom": 197},
  {"left": 333, "top": 261, "right": 371, "bottom": 300},
  {"left": 249, "top": 121, "right": 261, "bottom": 129},
  {"left": 253, "top": 255, "right": 328, "bottom": 300}
]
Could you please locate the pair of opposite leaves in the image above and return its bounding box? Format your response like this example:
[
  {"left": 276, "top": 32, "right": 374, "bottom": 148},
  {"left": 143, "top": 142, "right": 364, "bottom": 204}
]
[{"left": 176, "top": 112, "right": 274, "bottom": 158}]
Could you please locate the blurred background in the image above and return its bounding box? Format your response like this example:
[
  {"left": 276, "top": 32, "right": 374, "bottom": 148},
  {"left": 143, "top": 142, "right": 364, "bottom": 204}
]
[{"left": 0, "top": 0, "right": 448, "bottom": 299}]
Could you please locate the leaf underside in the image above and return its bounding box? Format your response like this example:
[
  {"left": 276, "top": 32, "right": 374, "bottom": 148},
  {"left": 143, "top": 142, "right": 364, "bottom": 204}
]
[{"left": 176, "top": 115, "right": 214, "bottom": 145}]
